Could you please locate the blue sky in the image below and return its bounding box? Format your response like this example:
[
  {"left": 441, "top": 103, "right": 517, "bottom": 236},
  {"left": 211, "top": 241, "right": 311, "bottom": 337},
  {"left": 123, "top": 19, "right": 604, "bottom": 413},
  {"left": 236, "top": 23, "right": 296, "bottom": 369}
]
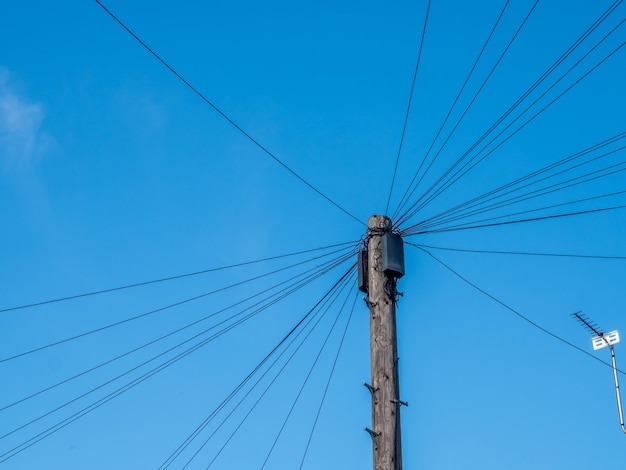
[{"left": 1, "top": 0, "right": 625, "bottom": 468}]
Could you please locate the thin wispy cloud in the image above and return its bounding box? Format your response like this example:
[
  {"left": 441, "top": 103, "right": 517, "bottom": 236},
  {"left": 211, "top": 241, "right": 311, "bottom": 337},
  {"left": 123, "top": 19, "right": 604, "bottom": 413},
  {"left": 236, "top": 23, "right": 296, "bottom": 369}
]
[{"left": 0, "top": 68, "right": 52, "bottom": 169}]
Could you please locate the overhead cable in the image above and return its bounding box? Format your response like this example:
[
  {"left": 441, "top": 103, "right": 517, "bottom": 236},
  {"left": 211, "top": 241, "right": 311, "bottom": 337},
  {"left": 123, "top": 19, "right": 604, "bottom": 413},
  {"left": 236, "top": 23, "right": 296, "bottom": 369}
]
[
  {"left": 298, "top": 290, "right": 359, "bottom": 469},
  {"left": 393, "top": 0, "right": 525, "bottom": 219},
  {"left": 416, "top": 154, "right": 626, "bottom": 232},
  {"left": 0, "top": 244, "right": 357, "bottom": 364},
  {"left": 395, "top": 9, "right": 625, "bottom": 226},
  {"left": 410, "top": 243, "right": 626, "bottom": 260},
  {"left": 410, "top": 244, "right": 625, "bottom": 374},
  {"left": 1, "top": 250, "right": 356, "bottom": 413},
  {"left": 168, "top": 269, "right": 356, "bottom": 468},
  {"left": 0, "top": 258, "right": 356, "bottom": 464},
  {"left": 94, "top": 0, "right": 364, "bottom": 226},
  {"left": 403, "top": 204, "right": 626, "bottom": 236},
  {"left": 259, "top": 279, "right": 356, "bottom": 469},
  {"left": 406, "top": 24, "right": 626, "bottom": 220},
  {"left": 413, "top": 135, "right": 626, "bottom": 231},
  {"left": 385, "top": 0, "right": 432, "bottom": 214},
  {"left": 0, "top": 241, "right": 358, "bottom": 314}
]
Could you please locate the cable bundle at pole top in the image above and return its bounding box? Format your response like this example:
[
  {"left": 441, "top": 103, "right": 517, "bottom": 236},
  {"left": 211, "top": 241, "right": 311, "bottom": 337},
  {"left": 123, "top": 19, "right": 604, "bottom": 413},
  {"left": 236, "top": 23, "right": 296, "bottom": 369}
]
[{"left": 3, "top": 0, "right": 626, "bottom": 468}]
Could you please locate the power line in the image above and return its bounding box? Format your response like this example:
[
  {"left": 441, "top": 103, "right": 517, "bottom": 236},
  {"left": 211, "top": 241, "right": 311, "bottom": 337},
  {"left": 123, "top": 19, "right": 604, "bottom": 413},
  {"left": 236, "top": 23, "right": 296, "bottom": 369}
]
[
  {"left": 425, "top": 132, "right": 626, "bottom": 227},
  {"left": 385, "top": 0, "right": 432, "bottom": 215},
  {"left": 2, "top": 254, "right": 355, "bottom": 420},
  {"left": 411, "top": 182, "right": 626, "bottom": 235},
  {"left": 414, "top": 137, "right": 626, "bottom": 231},
  {"left": 393, "top": 0, "right": 524, "bottom": 220},
  {"left": 408, "top": 29, "right": 626, "bottom": 219},
  {"left": 0, "top": 258, "right": 356, "bottom": 464},
  {"left": 194, "top": 278, "right": 354, "bottom": 469},
  {"left": 395, "top": 10, "right": 625, "bottom": 227},
  {"left": 0, "top": 251, "right": 356, "bottom": 413},
  {"left": 160, "top": 266, "right": 356, "bottom": 469},
  {"left": 298, "top": 290, "right": 359, "bottom": 469},
  {"left": 393, "top": 0, "right": 548, "bottom": 224},
  {"left": 411, "top": 244, "right": 625, "bottom": 374},
  {"left": 160, "top": 280, "right": 341, "bottom": 469},
  {"left": 398, "top": 41, "right": 625, "bottom": 228},
  {"left": 94, "top": 0, "right": 364, "bottom": 227},
  {"left": 0, "top": 244, "right": 357, "bottom": 364},
  {"left": 203, "top": 275, "right": 356, "bottom": 469},
  {"left": 0, "top": 241, "right": 358, "bottom": 314},
  {"left": 396, "top": 0, "right": 541, "bottom": 224},
  {"left": 417, "top": 156, "right": 626, "bottom": 232},
  {"left": 408, "top": 242, "right": 626, "bottom": 260},
  {"left": 259, "top": 279, "right": 356, "bottom": 469},
  {"left": 403, "top": 204, "right": 626, "bottom": 236},
  {"left": 175, "top": 269, "right": 356, "bottom": 468}
]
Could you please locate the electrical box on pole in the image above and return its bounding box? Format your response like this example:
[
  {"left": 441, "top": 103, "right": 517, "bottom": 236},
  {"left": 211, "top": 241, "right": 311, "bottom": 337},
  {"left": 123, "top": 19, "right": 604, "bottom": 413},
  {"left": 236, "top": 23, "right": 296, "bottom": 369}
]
[
  {"left": 360, "top": 215, "right": 405, "bottom": 470},
  {"left": 358, "top": 250, "right": 369, "bottom": 293}
]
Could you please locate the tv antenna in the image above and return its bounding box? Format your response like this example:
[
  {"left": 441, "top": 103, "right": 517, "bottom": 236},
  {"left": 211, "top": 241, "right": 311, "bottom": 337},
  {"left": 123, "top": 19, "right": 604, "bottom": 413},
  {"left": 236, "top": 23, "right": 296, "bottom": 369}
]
[{"left": 572, "top": 312, "right": 626, "bottom": 434}]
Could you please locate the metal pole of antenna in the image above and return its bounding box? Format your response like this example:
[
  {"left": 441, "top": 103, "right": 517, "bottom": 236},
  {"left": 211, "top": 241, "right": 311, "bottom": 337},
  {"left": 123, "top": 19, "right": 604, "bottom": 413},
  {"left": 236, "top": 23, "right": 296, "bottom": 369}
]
[
  {"left": 574, "top": 314, "right": 626, "bottom": 435},
  {"left": 609, "top": 345, "right": 626, "bottom": 434}
]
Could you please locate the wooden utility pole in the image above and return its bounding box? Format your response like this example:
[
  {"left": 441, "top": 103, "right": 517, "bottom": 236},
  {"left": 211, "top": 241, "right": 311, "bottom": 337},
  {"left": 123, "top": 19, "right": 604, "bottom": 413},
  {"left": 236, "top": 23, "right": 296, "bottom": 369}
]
[{"left": 362, "top": 215, "right": 404, "bottom": 470}]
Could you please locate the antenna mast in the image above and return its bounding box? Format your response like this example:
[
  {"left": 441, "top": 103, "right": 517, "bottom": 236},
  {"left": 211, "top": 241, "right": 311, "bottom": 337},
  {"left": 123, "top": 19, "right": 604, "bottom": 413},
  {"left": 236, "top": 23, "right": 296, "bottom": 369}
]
[{"left": 572, "top": 312, "right": 626, "bottom": 434}]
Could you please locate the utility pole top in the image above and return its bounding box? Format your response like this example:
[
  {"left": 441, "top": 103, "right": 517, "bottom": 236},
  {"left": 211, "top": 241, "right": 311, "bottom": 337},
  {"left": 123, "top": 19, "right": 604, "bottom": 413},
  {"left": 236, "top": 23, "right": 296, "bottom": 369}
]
[{"left": 368, "top": 214, "right": 392, "bottom": 231}]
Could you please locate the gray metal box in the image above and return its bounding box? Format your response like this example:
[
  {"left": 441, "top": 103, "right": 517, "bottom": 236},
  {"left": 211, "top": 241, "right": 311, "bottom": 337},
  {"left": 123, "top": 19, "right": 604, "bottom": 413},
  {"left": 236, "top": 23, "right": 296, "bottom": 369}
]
[
  {"left": 382, "top": 232, "right": 405, "bottom": 278},
  {"left": 358, "top": 250, "right": 368, "bottom": 293}
]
